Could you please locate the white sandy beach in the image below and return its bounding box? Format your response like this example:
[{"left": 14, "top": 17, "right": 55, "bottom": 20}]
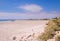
[{"left": 0, "top": 20, "right": 48, "bottom": 41}]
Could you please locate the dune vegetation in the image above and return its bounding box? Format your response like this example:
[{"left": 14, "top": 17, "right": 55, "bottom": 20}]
[{"left": 38, "top": 17, "right": 60, "bottom": 41}]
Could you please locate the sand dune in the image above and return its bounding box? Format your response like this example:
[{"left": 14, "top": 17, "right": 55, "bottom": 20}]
[{"left": 0, "top": 20, "right": 48, "bottom": 41}]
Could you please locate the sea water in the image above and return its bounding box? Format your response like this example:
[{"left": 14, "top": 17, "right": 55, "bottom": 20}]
[{"left": 0, "top": 20, "right": 12, "bottom": 22}]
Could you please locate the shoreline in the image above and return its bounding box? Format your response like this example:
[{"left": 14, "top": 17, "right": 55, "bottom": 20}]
[{"left": 0, "top": 20, "right": 48, "bottom": 41}]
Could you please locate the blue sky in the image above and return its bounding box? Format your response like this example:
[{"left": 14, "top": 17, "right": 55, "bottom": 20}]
[{"left": 0, "top": 0, "right": 60, "bottom": 19}]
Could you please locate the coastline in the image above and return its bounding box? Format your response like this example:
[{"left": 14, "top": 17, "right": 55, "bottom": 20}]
[{"left": 0, "top": 20, "right": 48, "bottom": 41}]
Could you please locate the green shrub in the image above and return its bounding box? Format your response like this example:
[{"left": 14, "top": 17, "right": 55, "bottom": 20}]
[{"left": 38, "top": 17, "right": 60, "bottom": 41}]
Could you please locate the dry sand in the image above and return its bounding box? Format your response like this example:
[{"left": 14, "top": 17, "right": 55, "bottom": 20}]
[{"left": 0, "top": 20, "right": 48, "bottom": 41}]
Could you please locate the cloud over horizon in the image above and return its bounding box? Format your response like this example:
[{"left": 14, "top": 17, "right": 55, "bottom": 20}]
[
  {"left": 0, "top": 4, "right": 60, "bottom": 19},
  {"left": 0, "top": 12, "right": 60, "bottom": 19}
]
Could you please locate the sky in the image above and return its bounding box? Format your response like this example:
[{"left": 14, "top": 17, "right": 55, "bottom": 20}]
[{"left": 0, "top": 0, "right": 60, "bottom": 19}]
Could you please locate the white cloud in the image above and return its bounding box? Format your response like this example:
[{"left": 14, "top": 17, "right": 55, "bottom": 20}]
[
  {"left": 0, "top": 4, "right": 60, "bottom": 19},
  {"left": 18, "top": 4, "right": 43, "bottom": 12},
  {"left": 0, "top": 12, "right": 60, "bottom": 19}
]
